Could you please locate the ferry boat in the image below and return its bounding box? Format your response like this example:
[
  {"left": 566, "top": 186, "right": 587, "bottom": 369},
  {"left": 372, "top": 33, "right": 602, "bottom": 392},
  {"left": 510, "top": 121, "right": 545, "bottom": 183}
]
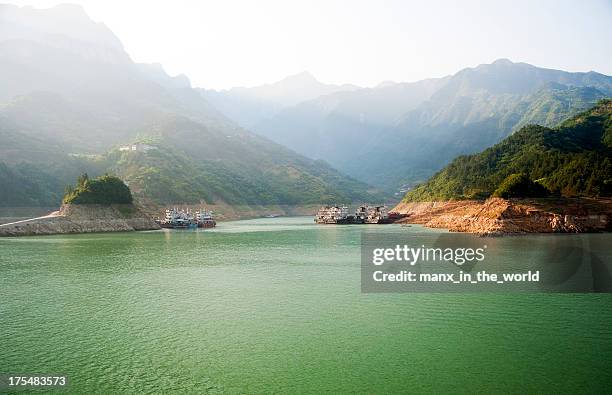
[
  {"left": 156, "top": 208, "right": 196, "bottom": 229},
  {"left": 314, "top": 205, "right": 351, "bottom": 224},
  {"left": 195, "top": 209, "right": 216, "bottom": 228},
  {"left": 156, "top": 207, "right": 215, "bottom": 229},
  {"left": 315, "top": 205, "right": 392, "bottom": 224}
]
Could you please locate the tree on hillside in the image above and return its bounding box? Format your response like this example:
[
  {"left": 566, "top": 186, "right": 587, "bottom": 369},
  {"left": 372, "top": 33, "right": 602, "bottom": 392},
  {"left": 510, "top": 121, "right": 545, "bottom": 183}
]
[
  {"left": 493, "top": 173, "right": 551, "bottom": 198},
  {"left": 63, "top": 174, "right": 133, "bottom": 205}
]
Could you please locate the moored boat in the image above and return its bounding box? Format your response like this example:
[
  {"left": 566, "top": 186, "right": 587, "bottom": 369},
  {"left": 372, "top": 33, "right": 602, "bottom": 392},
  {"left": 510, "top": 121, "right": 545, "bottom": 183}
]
[
  {"left": 314, "top": 205, "right": 351, "bottom": 224},
  {"left": 196, "top": 209, "right": 216, "bottom": 228},
  {"left": 156, "top": 208, "right": 211, "bottom": 229},
  {"left": 315, "top": 204, "right": 395, "bottom": 224}
]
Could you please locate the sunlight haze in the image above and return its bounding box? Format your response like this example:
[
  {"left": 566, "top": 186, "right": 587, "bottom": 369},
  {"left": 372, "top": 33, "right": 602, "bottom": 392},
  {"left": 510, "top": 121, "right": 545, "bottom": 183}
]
[{"left": 4, "top": 0, "right": 612, "bottom": 90}]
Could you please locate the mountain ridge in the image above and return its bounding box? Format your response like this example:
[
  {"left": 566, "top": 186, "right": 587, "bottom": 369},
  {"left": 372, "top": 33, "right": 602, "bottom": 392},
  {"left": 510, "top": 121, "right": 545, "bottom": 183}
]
[
  {"left": 199, "top": 71, "right": 360, "bottom": 128},
  {"left": 227, "top": 59, "right": 612, "bottom": 192},
  {"left": 0, "top": 4, "right": 383, "bottom": 209},
  {"left": 403, "top": 99, "right": 612, "bottom": 202}
]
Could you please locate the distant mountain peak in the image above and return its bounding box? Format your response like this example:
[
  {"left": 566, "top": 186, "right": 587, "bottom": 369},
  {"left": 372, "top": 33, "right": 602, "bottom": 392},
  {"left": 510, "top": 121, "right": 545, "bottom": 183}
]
[
  {"left": 268, "top": 71, "right": 327, "bottom": 91},
  {"left": 204, "top": 70, "right": 360, "bottom": 113},
  {"left": 440, "top": 59, "right": 612, "bottom": 98},
  {"left": 0, "top": 3, "right": 125, "bottom": 52},
  {"left": 492, "top": 58, "right": 514, "bottom": 65}
]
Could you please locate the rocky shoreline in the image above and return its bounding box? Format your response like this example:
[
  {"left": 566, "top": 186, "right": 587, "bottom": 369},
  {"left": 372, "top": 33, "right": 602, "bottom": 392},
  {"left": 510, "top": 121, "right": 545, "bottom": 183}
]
[
  {"left": 0, "top": 204, "right": 160, "bottom": 237},
  {"left": 392, "top": 197, "right": 612, "bottom": 236}
]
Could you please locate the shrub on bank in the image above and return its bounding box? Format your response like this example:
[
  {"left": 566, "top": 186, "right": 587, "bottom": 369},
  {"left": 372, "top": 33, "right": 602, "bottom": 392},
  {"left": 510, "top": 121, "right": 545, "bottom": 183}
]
[{"left": 63, "top": 173, "right": 133, "bottom": 205}]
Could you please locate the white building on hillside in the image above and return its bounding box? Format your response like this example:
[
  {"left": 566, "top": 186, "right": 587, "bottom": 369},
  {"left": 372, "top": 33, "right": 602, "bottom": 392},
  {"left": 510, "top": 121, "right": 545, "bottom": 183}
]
[{"left": 119, "top": 143, "right": 157, "bottom": 152}]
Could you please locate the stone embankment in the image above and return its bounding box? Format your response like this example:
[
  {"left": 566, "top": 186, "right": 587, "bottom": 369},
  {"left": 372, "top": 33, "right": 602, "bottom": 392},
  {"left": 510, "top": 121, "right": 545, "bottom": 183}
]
[{"left": 0, "top": 204, "right": 160, "bottom": 236}]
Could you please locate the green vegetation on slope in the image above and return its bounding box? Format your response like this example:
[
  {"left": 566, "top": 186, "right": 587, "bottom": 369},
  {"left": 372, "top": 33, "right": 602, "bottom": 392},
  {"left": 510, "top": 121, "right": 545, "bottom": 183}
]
[
  {"left": 102, "top": 141, "right": 382, "bottom": 205},
  {"left": 404, "top": 99, "right": 612, "bottom": 201},
  {"left": 0, "top": 9, "right": 383, "bottom": 209},
  {"left": 509, "top": 84, "right": 608, "bottom": 131},
  {"left": 0, "top": 157, "right": 106, "bottom": 207},
  {"left": 63, "top": 173, "right": 133, "bottom": 205},
  {"left": 244, "top": 59, "right": 611, "bottom": 192},
  {"left": 0, "top": 162, "right": 62, "bottom": 207},
  {"left": 492, "top": 173, "right": 550, "bottom": 198}
]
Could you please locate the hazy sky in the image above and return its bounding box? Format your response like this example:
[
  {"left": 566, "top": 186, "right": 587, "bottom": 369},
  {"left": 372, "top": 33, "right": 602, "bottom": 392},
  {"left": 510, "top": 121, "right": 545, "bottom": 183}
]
[{"left": 7, "top": 0, "right": 612, "bottom": 89}]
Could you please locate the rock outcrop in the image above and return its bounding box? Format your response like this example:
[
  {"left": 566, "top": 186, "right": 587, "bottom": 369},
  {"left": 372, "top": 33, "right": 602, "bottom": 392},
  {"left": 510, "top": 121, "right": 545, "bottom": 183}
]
[
  {"left": 0, "top": 204, "right": 160, "bottom": 236},
  {"left": 393, "top": 198, "right": 612, "bottom": 236}
]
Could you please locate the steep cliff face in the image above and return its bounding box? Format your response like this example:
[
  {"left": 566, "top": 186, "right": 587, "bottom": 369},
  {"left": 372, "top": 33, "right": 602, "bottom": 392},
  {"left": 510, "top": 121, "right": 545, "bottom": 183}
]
[
  {"left": 393, "top": 198, "right": 612, "bottom": 236},
  {"left": 0, "top": 203, "right": 159, "bottom": 236}
]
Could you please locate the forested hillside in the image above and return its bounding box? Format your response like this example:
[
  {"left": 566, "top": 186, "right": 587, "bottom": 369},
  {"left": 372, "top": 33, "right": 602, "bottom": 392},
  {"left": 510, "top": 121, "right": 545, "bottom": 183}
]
[
  {"left": 404, "top": 100, "right": 612, "bottom": 201},
  {"left": 217, "top": 59, "right": 612, "bottom": 192},
  {"left": 0, "top": 4, "right": 382, "bottom": 208}
]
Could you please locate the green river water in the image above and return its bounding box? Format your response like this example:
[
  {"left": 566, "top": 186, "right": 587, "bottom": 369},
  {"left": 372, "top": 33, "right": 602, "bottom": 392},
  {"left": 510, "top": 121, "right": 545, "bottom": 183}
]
[{"left": 1, "top": 217, "right": 611, "bottom": 393}]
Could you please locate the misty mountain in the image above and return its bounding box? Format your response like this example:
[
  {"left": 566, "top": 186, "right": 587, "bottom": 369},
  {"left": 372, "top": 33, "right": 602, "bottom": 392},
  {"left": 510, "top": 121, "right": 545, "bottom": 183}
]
[
  {"left": 0, "top": 3, "right": 124, "bottom": 51},
  {"left": 365, "top": 61, "right": 612, "bottom": 189},
  {"left": 251, "top": 77, "right": 449, "bottom": 167},
  {"left": 404, "top": 100, "right": 612, "bottom": 201},
  {"left": 199, "top": 71, "right": 359, "bottom": 129},
  {"left": 228, "top": 59, "right": 611, "bottom": 192},
  {"left": 0, "top": 4, "right": 382, "bottom": 207}
]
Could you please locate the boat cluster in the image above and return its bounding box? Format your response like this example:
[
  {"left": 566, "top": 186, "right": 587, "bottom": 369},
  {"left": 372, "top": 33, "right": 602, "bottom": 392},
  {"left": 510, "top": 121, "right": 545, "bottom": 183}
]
[
  {"left": 315, "top": 205, "right": 405, "bottom": 224},
  {"left": 155, "top": 208, "right": 216, "bottom": 229}
]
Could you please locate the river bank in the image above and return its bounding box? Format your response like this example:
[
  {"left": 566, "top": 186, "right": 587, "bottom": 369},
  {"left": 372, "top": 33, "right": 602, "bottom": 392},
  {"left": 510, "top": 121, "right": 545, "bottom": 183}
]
[
  {"left": 0, "top": 204, "right": 160, "bottom": 237},
  {"left": 393, "top": 197, "right": 612, "bottom": 235},
  {"left": 0, "top": 202, "right": 323, "bottom": 236}
]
